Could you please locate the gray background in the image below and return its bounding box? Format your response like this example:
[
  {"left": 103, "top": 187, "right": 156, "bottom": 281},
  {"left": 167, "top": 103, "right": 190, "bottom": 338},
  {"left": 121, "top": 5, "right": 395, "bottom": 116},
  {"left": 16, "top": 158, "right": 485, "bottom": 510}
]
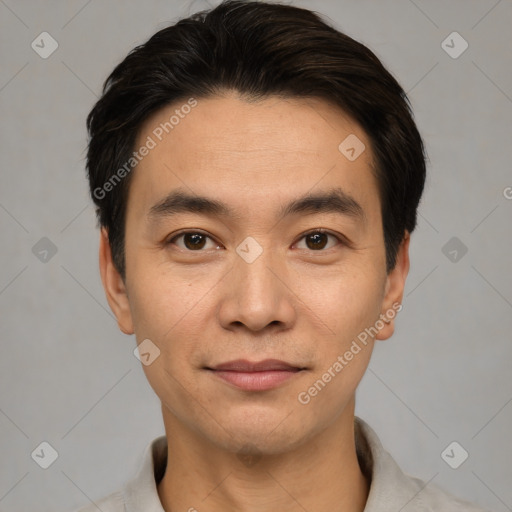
[{"left": 0, "top": 0, "right": 511, "bottom": 510}]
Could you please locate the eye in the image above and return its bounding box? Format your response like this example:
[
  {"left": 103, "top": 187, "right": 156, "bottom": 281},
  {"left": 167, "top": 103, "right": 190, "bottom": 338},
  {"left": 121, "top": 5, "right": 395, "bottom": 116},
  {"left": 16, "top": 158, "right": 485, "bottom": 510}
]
[
  {"left": 294, "top": 229, "right": 342, "bottom": 251},
  {"left": 167, "top": 231, "right": 221, "bottom": 251},
  {"left": 166, "top": 229, "right": 344, "bottom": 252}
]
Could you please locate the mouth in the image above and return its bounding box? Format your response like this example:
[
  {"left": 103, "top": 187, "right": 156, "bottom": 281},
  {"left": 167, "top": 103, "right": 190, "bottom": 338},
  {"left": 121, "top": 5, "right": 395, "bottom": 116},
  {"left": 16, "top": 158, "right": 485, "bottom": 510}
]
[{"left": 204, "top": 359, "right": 306, "bottom": 391}]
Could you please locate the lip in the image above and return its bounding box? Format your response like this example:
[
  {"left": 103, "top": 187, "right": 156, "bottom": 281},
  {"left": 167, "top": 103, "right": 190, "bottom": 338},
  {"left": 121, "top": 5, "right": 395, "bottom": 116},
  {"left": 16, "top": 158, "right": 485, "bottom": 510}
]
[
  {"left": 208, "top": 359, "right": 302, "bottom": 372},
  {"left": 205, "top": 359, "right": 305, "bottom": 391}
]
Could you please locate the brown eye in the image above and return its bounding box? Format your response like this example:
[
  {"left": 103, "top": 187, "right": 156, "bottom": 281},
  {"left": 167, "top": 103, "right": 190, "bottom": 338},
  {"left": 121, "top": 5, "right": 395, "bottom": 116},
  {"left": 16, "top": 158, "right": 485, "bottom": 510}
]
[
  {"left": 167, "top": 231, "right": 220, "bottom": 251},
  {"left": 295, "top": 230, "right": 341, "bottom": 251},
  {"left": 182, "top": 233, "right": 207, "bottom": 250}
]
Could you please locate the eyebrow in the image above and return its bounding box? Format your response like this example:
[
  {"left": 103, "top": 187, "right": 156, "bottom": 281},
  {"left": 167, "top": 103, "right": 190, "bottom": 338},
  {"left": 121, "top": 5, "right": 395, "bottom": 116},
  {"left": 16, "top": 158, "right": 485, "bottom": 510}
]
[{"left": 147, "top": 187, "right": 366, "bottom": 225}]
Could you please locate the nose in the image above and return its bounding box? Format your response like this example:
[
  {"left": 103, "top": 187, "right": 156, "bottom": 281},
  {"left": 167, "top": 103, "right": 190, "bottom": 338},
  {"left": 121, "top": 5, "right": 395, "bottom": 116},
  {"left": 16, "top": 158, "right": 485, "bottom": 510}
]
[{"left": 217, "top": 242, "right": 296, "bottom": 333}]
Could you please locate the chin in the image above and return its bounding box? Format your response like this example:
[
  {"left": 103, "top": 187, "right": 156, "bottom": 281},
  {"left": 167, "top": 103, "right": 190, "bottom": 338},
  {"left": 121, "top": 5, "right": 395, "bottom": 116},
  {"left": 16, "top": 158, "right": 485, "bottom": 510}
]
[{"left": 213, "top": 413, "right": 320, "bottom": 456}]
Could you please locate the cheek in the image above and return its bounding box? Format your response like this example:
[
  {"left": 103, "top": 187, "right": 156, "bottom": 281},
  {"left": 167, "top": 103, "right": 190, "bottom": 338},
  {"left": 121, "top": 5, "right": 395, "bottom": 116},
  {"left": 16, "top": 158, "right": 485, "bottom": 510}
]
[
  {"left": 295, "top": 273, "right": 383, "bottom": 411},
  {"left": 299, "top": 263, "right": 384, "bottom": 334},
  {"left": 300, "top": 270, "right": 384, "bottom": 404},
  {"left": 129, "top": 272, "right": 204, "bottom": 410},
  {"left": 129, "top": 259, "right": 206, "bottom": 333},
  {"left": 128, "top": 263, "right": 219, "bottom": 394}
]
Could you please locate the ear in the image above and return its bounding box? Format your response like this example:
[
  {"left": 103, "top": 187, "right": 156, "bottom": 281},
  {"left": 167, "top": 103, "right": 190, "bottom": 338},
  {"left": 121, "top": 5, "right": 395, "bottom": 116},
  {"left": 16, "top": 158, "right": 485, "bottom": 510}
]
[
  {"left": 99, "top": 227, "right": 134, "bottom": 335},
  {"left": 375, "top": 231, "right": 410, "bottom": 341}
]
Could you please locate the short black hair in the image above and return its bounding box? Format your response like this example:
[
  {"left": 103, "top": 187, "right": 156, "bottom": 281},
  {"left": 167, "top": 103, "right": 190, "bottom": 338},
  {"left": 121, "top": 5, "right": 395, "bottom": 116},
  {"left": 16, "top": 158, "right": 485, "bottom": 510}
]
[{"left": 86, "top": 0, "right": 426, "bottom": 280}]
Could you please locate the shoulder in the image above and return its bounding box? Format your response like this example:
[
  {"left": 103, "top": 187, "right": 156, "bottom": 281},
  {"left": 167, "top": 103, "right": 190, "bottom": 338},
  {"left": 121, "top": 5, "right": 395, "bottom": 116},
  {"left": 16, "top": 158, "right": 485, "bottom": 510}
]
[
  {"left": 71, "top": 490, "right": 124, "bottom": 512},
  {"left": 354, "top": 417, "right": 491, "bottom": 512},
  {"left": 69, "top": 434, "right": 167, "bottom": 512},
  {"left": 402, "top": 474, "right": 492, "bottom": 512}
]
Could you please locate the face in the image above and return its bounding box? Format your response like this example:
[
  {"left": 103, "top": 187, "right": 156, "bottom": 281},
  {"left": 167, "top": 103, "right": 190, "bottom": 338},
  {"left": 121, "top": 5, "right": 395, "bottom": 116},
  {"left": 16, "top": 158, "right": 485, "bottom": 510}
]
[{"left": 100, "top": 93, "right": 409, "bottom": 456}]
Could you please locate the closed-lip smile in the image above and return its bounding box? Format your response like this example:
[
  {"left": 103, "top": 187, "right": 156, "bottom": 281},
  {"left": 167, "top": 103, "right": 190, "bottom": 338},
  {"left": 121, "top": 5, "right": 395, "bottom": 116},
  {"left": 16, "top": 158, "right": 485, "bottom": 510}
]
[{"left": 205, "top": 359, "right": 305, "bottom": 391}]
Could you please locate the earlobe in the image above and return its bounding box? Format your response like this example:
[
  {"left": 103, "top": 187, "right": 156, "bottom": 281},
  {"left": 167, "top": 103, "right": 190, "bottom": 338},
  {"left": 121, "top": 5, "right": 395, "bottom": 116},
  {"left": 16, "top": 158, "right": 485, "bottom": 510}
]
[
  {"left": 98, "top": 227, "right": 134, "bottom": 335},
  {"left": 376, "top": 231, "right": 410, "bottom": 341}
]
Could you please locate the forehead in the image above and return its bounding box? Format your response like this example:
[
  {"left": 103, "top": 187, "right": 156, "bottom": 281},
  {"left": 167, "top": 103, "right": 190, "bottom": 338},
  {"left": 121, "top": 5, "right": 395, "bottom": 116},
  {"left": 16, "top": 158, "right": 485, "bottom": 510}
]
[{"left": 128, "top": 93, "right": 379, "bottom": 223}]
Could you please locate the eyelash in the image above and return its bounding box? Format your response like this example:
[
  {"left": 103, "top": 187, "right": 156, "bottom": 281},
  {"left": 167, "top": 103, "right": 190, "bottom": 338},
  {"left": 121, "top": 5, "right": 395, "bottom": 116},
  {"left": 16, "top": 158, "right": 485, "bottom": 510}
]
[{"left": 166, "top": 228, "right": 345, "bottom": 252}]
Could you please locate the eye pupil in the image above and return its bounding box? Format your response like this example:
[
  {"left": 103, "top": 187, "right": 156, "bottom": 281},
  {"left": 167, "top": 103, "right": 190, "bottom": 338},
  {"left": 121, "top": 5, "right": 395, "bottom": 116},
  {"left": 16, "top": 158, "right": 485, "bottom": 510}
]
[
  {"left": 184, "top": 233, "right": 206, "bottom": 250},
  {"left": 306, "top": 232, "right": 328, "bottom": 250}
]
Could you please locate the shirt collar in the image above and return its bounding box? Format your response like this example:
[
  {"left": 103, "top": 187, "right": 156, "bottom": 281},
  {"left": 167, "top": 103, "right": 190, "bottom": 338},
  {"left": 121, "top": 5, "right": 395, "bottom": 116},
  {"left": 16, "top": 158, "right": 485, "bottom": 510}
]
[{"left": 354, "top": 416, "right": 426, "bottom": 509}]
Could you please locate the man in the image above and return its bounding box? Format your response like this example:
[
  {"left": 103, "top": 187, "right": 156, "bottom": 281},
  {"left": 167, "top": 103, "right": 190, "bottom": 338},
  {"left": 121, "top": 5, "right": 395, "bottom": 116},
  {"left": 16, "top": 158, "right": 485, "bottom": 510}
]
[{"left": 77, "top": 1, "right": 489, "bottom": 510}]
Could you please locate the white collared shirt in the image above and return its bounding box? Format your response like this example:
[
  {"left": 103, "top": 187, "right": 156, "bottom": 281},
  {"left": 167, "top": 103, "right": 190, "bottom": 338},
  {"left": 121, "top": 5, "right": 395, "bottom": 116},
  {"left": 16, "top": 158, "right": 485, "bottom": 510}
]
[{"left": 74, "top": 416, "right": 490, "bottom": 511}]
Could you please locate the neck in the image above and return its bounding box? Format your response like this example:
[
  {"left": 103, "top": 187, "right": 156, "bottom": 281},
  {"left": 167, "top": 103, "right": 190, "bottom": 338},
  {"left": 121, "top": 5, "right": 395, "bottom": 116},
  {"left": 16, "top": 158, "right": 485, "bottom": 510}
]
[{"left": 157, "top": 400, "right": 369, "bottom": 512}]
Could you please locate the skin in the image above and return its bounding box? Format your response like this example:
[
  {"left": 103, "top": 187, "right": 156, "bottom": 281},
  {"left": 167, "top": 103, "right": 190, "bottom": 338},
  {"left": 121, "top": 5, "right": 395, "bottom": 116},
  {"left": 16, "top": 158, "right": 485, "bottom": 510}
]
[{"left": 99, "top": 92, "right": 410, "bottom": 512}]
